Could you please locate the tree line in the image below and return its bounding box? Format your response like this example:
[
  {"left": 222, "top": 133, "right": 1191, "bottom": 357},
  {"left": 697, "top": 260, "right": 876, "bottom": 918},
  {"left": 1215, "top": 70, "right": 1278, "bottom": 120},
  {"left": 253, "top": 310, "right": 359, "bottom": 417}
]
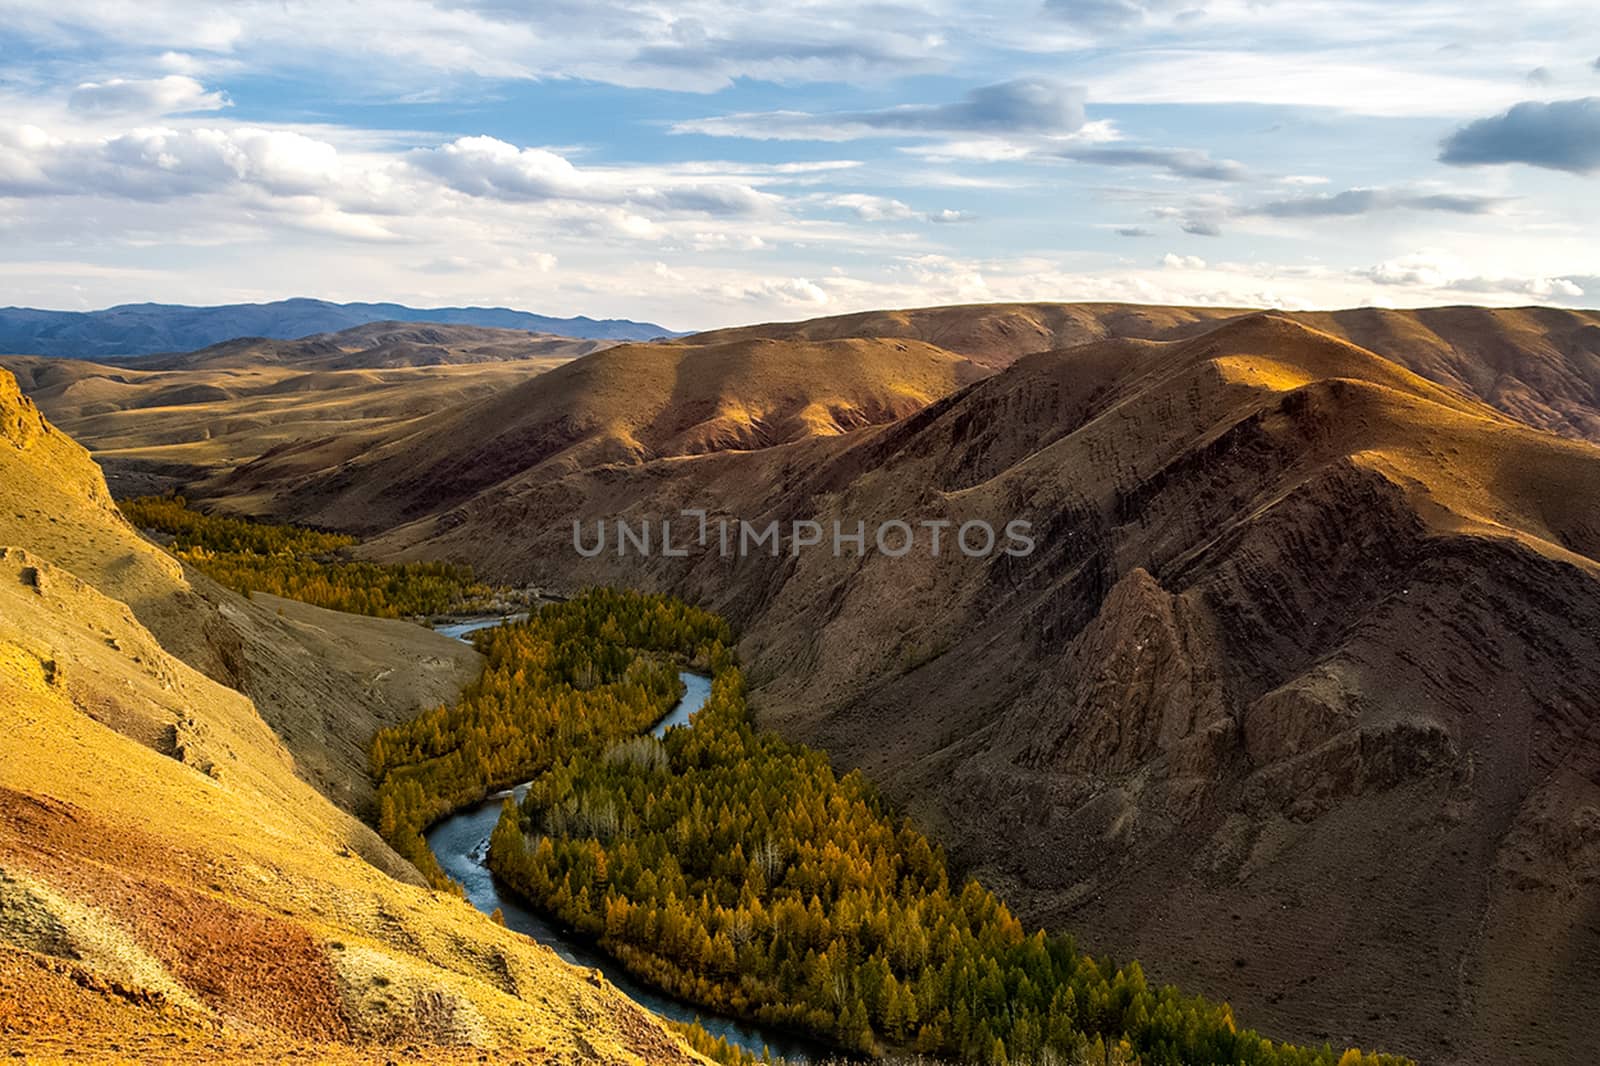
[
  {"left": 119, "top": 494, "right": 499, "bottom": 618},
  {"left": 487, "top": 651, "right": 1406, "bottom": 1066}
]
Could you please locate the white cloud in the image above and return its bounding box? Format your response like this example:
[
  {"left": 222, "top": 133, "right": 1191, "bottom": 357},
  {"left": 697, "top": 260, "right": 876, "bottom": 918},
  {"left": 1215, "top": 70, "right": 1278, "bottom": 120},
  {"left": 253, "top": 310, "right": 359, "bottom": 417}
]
[
  {"left": 0, "top": 125, "right": 342, "bottom": 200},
  {"left": 6, "top": 0, "right": 1597, "bottom": 112},
  {"left": 719, "top": 276, "right": 830, "bottom": 305},
  {"left": 69, "top": 75, "right": 228, "bottom": 117},
  {"left": 1161, "top": 253, "right": 1207, "bottom": 269},
  {"left": 825, "top": 193, "right": 917, "bottom": 221},
  {"left": 409, "top": 135, "right": 778, "bottom": 216}
]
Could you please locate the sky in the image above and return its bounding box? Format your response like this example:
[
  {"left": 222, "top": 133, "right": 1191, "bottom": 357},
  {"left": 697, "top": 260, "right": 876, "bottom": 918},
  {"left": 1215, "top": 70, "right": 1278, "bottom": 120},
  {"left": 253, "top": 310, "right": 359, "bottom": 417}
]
[{"left": 1, "top": 1, "right": 1598, "bottom": 330}]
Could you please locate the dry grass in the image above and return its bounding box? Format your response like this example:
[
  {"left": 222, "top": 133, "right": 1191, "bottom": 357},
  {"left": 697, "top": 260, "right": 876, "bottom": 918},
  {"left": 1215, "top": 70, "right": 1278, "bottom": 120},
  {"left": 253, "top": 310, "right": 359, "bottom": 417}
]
[{"left": 0, "top": 370, "right": 708, "bottom": 1064}]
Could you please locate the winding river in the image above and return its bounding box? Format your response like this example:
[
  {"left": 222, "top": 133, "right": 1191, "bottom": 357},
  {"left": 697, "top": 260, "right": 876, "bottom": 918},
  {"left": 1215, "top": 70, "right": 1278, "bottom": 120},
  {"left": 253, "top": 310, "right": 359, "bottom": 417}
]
[{"left": 423, "top": 617, "right": 827, "bottom": 1063}]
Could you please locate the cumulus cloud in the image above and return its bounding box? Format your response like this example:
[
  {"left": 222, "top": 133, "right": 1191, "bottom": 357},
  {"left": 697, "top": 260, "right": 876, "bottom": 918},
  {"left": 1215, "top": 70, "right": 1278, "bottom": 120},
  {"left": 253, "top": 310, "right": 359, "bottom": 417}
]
[
  {"left": 673, "top": 78, "right": 1086, "bottom": 141},
  {"left": 1439, "top": 98, "right": 1600, "bottom": 174},
  {"left": 0, "top": 125, "right": 341, "bottom": 200},
  {"left": 1161, "top": 252, "right": 1207, "bottom": 269},
  {"left": 1115, "top": 225, "right": 1153, "bottom": 237},
  {"left": 409, "top": 136, "right": 775, "bottom": 216},
  {"left": 1058, "top": 145, "right": 1248, "bottom": 180},
  {"left": 1181, "top": 218, "right": 1223, "bottom": 236},
  {"left": 1249, "top": 187, "right": 1508, "bottom": 217},
  {"left": 69, "top": 75, "right": 229, "bottom": 116},
  {"left": 927, "top": 208, "right": 974, "bottom": 223}
]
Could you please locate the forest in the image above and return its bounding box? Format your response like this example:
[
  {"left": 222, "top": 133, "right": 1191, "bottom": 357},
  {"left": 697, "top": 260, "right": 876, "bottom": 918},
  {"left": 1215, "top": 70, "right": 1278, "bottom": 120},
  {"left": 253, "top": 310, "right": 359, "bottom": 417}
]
[
  {"left": 368, "top": 589, "right": 732, "bottom": 888},
  {"left": 119, "top": 494, "right": 500, "bottom": 618},
  {"left": 368, "top": 587, "right": 1406, "bottom": 1066}
]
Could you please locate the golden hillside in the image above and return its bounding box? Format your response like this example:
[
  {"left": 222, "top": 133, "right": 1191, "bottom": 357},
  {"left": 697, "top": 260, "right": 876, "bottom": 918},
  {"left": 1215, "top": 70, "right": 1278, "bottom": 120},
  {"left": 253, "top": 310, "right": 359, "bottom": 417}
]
[
  {"left": 0, "top": 370, "right": 706, "bottom": 1064},
  {"left": 692, "top": 302, "right": 1600, "bottom": 442},
  {"left": 0, "top": 369, "right": 485, "bottom": 818},
  {"left": 211, "top": 333, "right": 989, "bottom": 532}
]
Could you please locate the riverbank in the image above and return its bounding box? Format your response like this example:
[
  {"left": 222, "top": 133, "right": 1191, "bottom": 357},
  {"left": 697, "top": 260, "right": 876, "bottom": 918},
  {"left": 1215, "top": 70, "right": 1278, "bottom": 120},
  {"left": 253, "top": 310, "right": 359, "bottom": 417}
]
[{"left": 421, "top": 617, "right": 828, "bottom": 1063}]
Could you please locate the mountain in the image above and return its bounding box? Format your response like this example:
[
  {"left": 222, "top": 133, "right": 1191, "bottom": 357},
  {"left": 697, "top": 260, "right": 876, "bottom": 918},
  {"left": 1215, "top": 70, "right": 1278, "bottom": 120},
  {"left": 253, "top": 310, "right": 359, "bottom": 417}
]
[
  {"left": 0, "top": 369, "right": 705, "bottom": 1063},
  {"left": 198, "top": 309, "right": 1600, "bottom": 1066},
  {"left": 0, "top": 298, "right": 680, "bottom": 359}
]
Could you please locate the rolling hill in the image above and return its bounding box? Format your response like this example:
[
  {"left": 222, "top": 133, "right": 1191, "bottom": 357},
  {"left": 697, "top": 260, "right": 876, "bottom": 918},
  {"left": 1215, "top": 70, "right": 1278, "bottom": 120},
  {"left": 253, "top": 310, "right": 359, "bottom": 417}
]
[
  {"left": 0, "top": 323, "right": 589, "bottom": 496},
  {"left": 208, "top": 333, "right": 992, "bottom": 532},
  {"left": 247, "top": 310, "right": 1600, "bottom": 1066},
  {"left": 0, "top": 298, "right": 678, "bottom": 359},
  {"left": 128, "top": 321, "right": 615, "bottom": 371},
  {"left": 0, "top": 368, "right": 706, "bottom": 1063}
]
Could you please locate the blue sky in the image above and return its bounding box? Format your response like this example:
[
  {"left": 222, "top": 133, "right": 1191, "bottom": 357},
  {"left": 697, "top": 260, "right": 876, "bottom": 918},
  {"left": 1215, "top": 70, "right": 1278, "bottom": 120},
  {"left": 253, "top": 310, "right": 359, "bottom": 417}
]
[{"left": 1, "top": 1, "right": 1597, "bottom": 329}]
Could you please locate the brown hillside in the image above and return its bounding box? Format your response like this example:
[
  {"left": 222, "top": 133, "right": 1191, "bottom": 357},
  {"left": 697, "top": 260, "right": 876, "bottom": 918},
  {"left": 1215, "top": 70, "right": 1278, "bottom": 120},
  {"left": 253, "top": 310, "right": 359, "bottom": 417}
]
[
  {"left": 347, "top": 313, "right": 1600, "bottom": 1066},
  {"left": 692, "top": 302, "right": 1600, "bottom": 443},
  {"left": 686, "top": 301, "right": 1245, "bottom": 368},
  {"left": 0, "top": 369, "right": 704, "bottom": 1064},
  {"left": 210, "top": 334, "right": 990, "bottom": 533}
]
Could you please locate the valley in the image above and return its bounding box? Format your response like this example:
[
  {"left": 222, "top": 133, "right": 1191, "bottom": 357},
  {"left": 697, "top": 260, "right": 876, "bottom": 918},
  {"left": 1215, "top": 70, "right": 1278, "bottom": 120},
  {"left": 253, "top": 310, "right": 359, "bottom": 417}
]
[
  {"left": 4, "top": 300, "right": 1598, "bottom": 1065},
  {"left": 8, "top": 3, "right": 1597, "bottom": 1062}
]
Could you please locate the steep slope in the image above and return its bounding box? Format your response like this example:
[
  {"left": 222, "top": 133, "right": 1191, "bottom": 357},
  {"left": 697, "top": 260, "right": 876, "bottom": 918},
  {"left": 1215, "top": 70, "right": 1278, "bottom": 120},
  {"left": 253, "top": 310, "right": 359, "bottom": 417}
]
[
  {"left": 213, "top": 334, "right": 990, "bottom": 532},
  {"left": 0, "top": 369, "right": 483, "bottom": 819},
  {"left": 345, "top": 314, "right": 1600, "bottom": 1066},
  {"left": 0, "top": 371, "right": 704, "bottom": 1063}
]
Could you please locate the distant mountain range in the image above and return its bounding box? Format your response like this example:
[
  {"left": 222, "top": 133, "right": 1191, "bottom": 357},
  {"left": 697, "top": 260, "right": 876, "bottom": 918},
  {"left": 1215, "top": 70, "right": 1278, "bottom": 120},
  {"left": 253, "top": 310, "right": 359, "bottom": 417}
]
[{"left": 0, "top": 298, "right": 682, "bottom": 358}]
